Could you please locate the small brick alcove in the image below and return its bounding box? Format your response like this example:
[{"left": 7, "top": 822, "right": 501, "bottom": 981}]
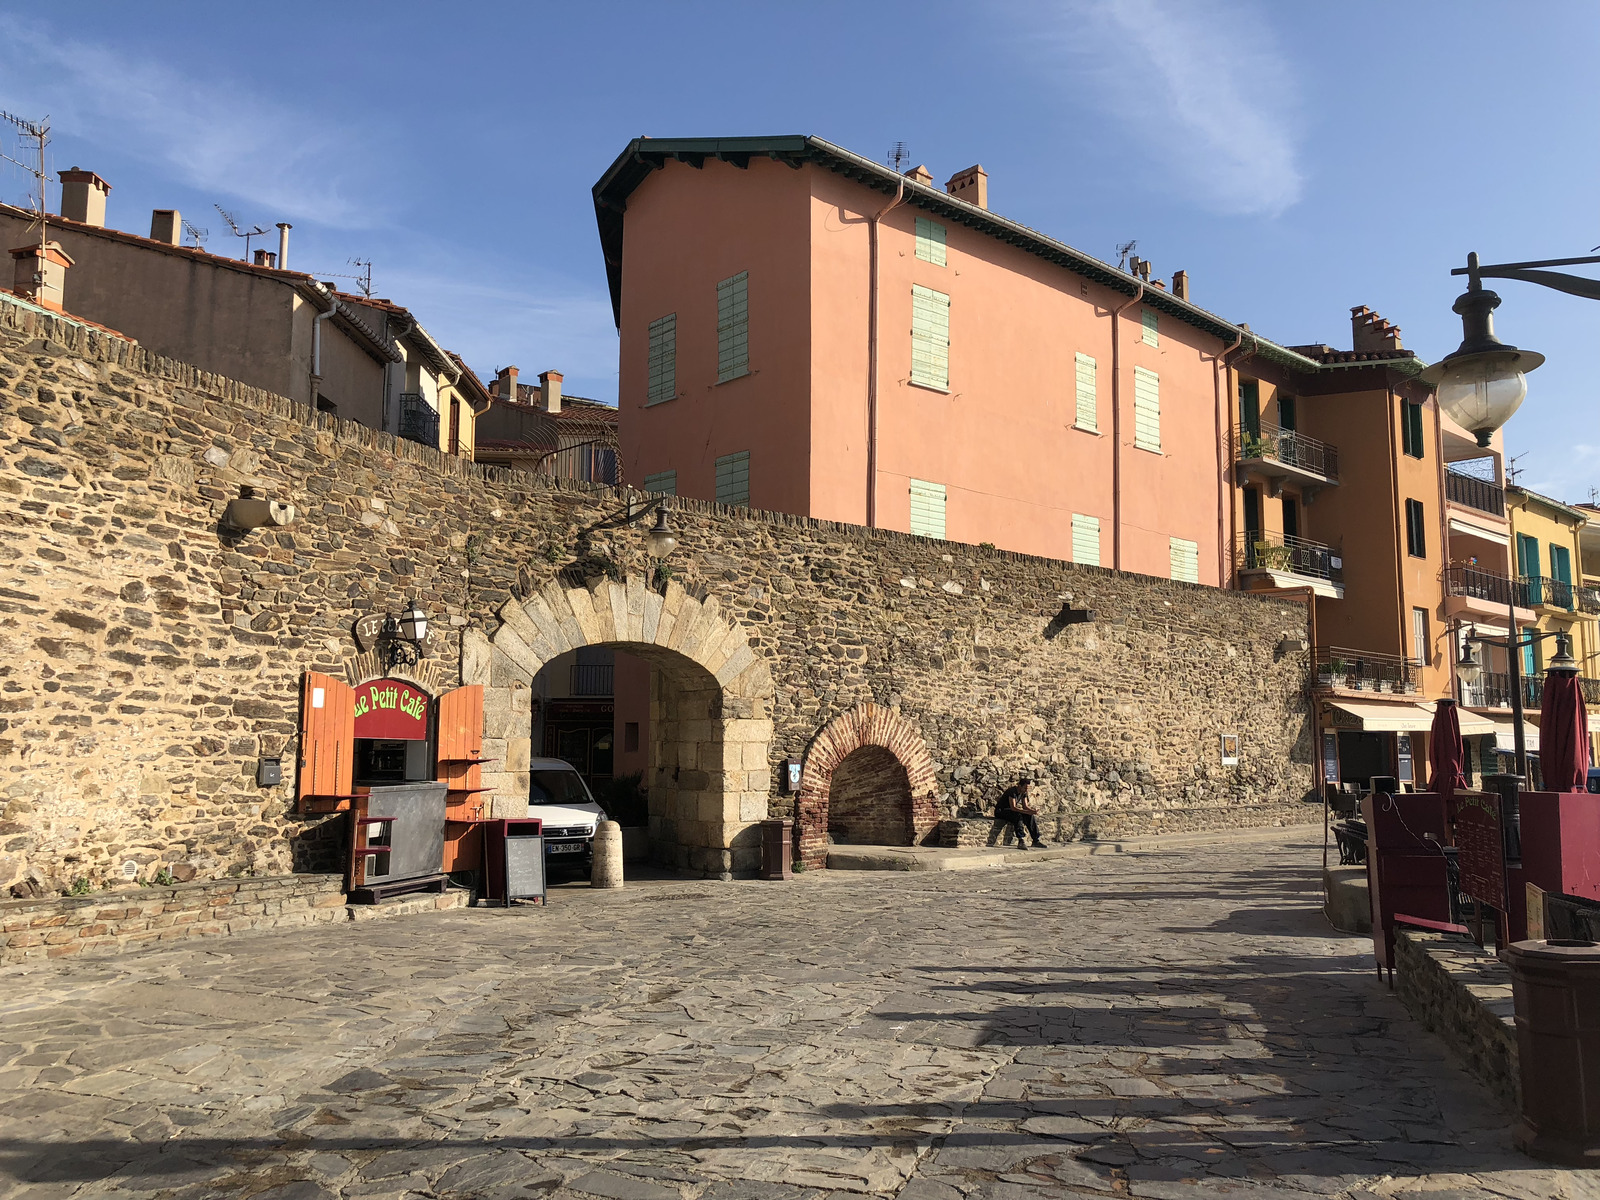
[{"left": 796, "top": 703, "right": 938, "bottom": 867}]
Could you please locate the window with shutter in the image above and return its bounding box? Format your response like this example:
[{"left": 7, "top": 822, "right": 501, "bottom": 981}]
[
  {"left": 915, "top": 217, "right": 947, "bottom": 267},
  {"left": 1402, "top": 401, "right": 1425, "bottom": 458},
  {"left": 715, "top": 451, "right": 750, "bottom": 506},
  {"left": 643, "top": 470, "right": 676, "bottom": 496},
  {"left": 436, "top": 685, "right": 485, "bottom": 802},
  {"left": 1405, "top": 498, "right": 1426, "bottom": 558},
  {"left": 646, "top": 313, "right": 677, "bottom": 404},
  {"left": 1074, "top": 353, "right": 1097, "bottom": 431},
  {"left": 909, "top": 479, "right": 946, "bottom": 539},
  {"left": 1552, "top": 544, "right": 1573, "bottom": 589},
  {"left": 1133, "top": 367, "right": 1161, "bottom": 452},
  {"left": 1278, "top": 394, "right": 1297, "bottom": 431},
  {"left": 1169, "top": 537, "right": 1200, "bottom": 583},
  {"left": 716, "top": 272, "right": 749, "bottom": 382},
  {"left": 910, "top": 285, "right": 950, "bottom": 389},
  {"left": 1412, "top": 608, "right": 1429, "bottom": 666},
  {"left": 1141, "top": 308, "right": 1159, "bottom": 346},
  {"left": 1239, "top": 379, "right": 1260, "bottom": 438},
  {"left": 297, "top": 671, "right": 355, "bottom": 809},
  {"left": 1071, "top": 514, "right": 1101, "bottom": 566}
]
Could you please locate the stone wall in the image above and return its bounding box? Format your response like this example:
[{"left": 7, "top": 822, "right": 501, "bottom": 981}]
[
  {"left": 1395, "top": 929, "right": 1519, "bottom": 1111},
  {"left": 0, "top": 295, "right": 1315, "bottom": 891}
]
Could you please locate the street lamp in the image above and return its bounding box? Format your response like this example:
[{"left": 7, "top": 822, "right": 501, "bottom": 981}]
[
  {"left": 380, "top": 599, "right": 429, "bottom": 670},
  {"left": 1458, "top": 621, "right": 1576, "bottom": 780},
  {"left": 643, "top": 501, "right": 678, "bottom": 559}
]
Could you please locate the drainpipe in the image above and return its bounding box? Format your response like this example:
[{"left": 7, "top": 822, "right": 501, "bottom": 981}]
[
  {"left": 866, "top": 175, "right": 908, "bottom": 528},
  {"left": 310, "top": 286, "right": 337, "bottom": 406},
  {"left": 1110, "top": 282, "right": 1145, "bottom": 571},
  {"left": 1214, "top": 328, "right": 1244, "bottom": 587}
]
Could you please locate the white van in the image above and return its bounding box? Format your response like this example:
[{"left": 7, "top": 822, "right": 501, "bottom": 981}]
[{"left": 529, "top": 757, "right": 607, "bottom": 876}]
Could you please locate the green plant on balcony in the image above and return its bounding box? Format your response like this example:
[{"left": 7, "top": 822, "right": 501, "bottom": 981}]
[
  {"left": 1241, "top": 433, "right": 1275, "bottom": 460},
  {"left": 1252, "top": 541, "right": 1295, "bottom": 572}
]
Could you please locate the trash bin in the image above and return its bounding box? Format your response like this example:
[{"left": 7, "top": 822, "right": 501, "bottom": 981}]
[
  {"left": 760, "top": 818, "right": 793, "bottom": 881},
  {"left": 1508, "top": 937, "right": 1600, "bottom": 1165}
]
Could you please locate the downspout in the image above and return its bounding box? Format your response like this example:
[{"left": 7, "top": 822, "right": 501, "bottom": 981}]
[
  {"left": 1214, "top": 328, "right": 1244, "bottom": 587},
  {"left": 866, "top": 174, "right": 908, "bottom": 528},
  {"left": 1385, "top": 388, "right": 1409, "bottom": 676},
  {"left": 1110, "top": 282, "right": 1145, "bottom": 571},
  {"left": 310, "top": 286, "right": 337, "bottom": 407},
  {"left": 1223, "top": 334, "right": 1260, "bottom": 588}
]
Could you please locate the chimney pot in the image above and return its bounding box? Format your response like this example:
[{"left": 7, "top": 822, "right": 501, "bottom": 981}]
[
  {"left": 539, "top": 369, "right": 563, "bottom": 414},
  {"left": 276, "top": 223, "right": 291, "bottom": 270},
  {"left": 58, "top": 168, "right": 111, "bottom": 228},
  {"left": 944, "top": 164, "right": 988, "bottom": 210},
  {"left": 1172, "top": 269, "right": 1189, "bottom": 300},
  {"left": 150, "top": 209, "right": 182, "bottom": 245},
  {"left": 1351, "top": 305, "right": 1403, "bottom": 353},
  {"left": 494, "top": 366, "right": 520, "bottom": 402},
  {"left": 253, "top": 249, "right": 278, "bottom": 268},
  {"left": 10, "top": 241, "right": 74, "bottom": 312},
  {"left": 905, "top": 164, "right": 933, "bottom": 186}
]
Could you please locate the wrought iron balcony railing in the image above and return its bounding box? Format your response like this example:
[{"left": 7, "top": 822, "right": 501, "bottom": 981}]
[
  {"left": 1234, "top": 422, "right": 1339, "bottom": 481},
  {"left": 1529, "top": 577, "right": 1575, "bottom": 611},
  {"left": 1445, "top": 469, "right": 1506, "bottom": 517},
  {"left": 1462, "top": 672, "right": 1600, "bottom": 710},
  {"left": 397, "top": 393, "right": 440, "bottom": 448},
  {"left": 1236, "top": 531, "right": 1343, "bottom": 583},
  {"left": 1313, "top": 645, "right": 1417, "bottom": 694},
  {"left": 1444, "top": 564, "right": 1531, "bottom": 610},
  {"left": 1580, "top": 584, "right": 1600, "bottom": 615}
]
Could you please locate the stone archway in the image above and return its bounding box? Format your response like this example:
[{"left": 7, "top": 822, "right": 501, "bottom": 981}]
[
  {"left": 796, "top": 703, "right": 939, "bottom": 866},
  {"left": 463, "top": 575, "right": 774, "bottom": 877}
]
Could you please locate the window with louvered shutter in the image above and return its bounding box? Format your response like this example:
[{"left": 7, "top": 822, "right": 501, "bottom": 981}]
[
  {"left": 909, "top": 479, "right": 946, "bottom": 539},
  {"left": 1071, "top": 514, "right": 1101, "bottom": 566},
  {"left": 646, "top": 313, "right": 676, "bottom": 404},
  {"left": 717, "top": 272, "right": 749, "bottom": 382},
  {"left": 915, "top": 217, "right": 947, "bottom": 266},
  {"left": 1141, "top": 308, "right": 1159, "bottom": 346},
  {"left": 911, "top": 285, "right": 950, "bottom": 389},
  {"left": 1402, "top": 401, "right": 1424, "bottom": 458},
  {"left": 643, "top": 470, "right": 676, "bottom": 496},
  {"left": 715, "top": 451, "right": 749, "bottom": 506},
  {"left": 1074, "top": 353, "right": 1097, "bottom": 431},
  {"left": 1133, "top": 367, "right": 1161, "bottom": 451},
  {"left": 1405, "top": 498, "right": 1426, "bottom": 558},
  {"left": 1169, "top": 537, "right": 1200, "bottom": 583}
]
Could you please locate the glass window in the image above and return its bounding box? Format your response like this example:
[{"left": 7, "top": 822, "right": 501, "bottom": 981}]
[{"left": 529, "top": 769, "right": 594, "bottom": 806}]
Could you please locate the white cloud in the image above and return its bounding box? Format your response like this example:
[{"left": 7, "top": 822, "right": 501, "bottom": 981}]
[
  {"left": 0, "top": 15, "right": 387, "bottom": 228},
  {"left": 1019, "top": 0, "right": 1305, "bottom": 217}
]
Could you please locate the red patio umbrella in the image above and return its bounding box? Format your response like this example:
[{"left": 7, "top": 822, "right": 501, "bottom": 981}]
[
  {"left": 1540, "top": 668, "right": 1591, "bottom": 793},
  {"left": 1428, "top": 698, "right": 1468, "bottom": 795}
]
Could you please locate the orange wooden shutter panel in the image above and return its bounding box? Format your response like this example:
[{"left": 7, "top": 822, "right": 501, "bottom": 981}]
[
  {"left": 298, "top": 671, "right": 355, "bottom": 805},
  {"left": 436, "top": 685, "right": 484, "bottom": 794}
]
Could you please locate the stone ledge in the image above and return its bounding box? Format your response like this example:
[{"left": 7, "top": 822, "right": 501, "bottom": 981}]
[
  {"left": 938, "top": 801, "right": 1319, "bottom": 848},
  {"left": 1395, "top": 928, "right": 1519, "bottom": 1112}
]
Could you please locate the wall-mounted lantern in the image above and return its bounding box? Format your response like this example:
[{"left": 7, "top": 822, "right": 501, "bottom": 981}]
[
  {"left": 380, "top": 598, "right": 429, "bottom": 669},
  {"left": 644, "top": 500, "right": 678, "bottom": 559}
]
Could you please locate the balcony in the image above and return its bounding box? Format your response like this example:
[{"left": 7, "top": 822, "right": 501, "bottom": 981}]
[
  {"left": 397, "top": 393, "right": 439, "bottom": 448},
  {"left": 1442, "top": 564, "right": 1536, "bottom": 626},
  {"left": 1236, "top": 531, "right": 1344, "bottom": 598},
  {"left": 1233, "top": 423, "right": 1339, "bottom": 496},
  {"left": 570, "top": 663, "right": 614, "bottom": 697},
  {"left": 1445, "top": 469, "right": 1506, "bottom": 518},
  {"left": 1313, "top": 645, "right": 1417, "bottom": 695},
  {"left": 1525, "top": 576, "right": 1576, "bottom": 613},
  {"left": 1463, "top": 671, "right": 1600, "bottom": 710},
  {"left": 1580, "top": 584, "right": 1600, "bottom": 615}
]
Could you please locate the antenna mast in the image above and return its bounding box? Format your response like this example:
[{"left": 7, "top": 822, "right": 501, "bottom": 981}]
[
  {"left": 0, "top": 110, "right": 51, "bottom": 264},
  {"left": 1116, "top": 240, "right": 1138, "bottom": 272},
  {"left": 181, "top": 218, "right": 208, "bottom": 248},
  {"left": 887, "top": 141, "right": 908, "bottom": 173},
  {"left": 214, "top": 203, "right": 271, "bottom": 261}
]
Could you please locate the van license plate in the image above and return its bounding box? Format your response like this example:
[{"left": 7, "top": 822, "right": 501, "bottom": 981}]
[{"left": 548, "top": 843, "right": 583, "bottom": 854}]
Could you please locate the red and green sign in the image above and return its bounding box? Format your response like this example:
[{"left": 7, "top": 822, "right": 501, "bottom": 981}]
[{"left": 352, "top": 679, "right": 430, "bottom": 741}]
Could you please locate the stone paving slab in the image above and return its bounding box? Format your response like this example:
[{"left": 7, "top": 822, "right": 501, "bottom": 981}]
[{"left": 0, "top": 835, "right": 1594, "bottom": 1199}]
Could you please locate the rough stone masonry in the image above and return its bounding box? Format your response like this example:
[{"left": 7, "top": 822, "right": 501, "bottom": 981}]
[{"left": 0, "top": 295, "right": 1314, "bottom": 890}]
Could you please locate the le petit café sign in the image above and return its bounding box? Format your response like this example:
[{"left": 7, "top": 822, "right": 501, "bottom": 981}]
[{"left": 353, "top": 679, "right": 430, "bottom": 741}]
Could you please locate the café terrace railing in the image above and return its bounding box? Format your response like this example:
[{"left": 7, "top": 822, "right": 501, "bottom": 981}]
[
  {"left": 1445, "top": 468, "right": 1507, "bottom": 518},
  {"left": 1312, "top": 645, "right": 1417, "bottom": 695},
  {"left": 1236, "top": 531, "right": 1343, "bottom": 583},
  {"left": 1234, "top": 422, "right": 1340, "bottom": 482}
]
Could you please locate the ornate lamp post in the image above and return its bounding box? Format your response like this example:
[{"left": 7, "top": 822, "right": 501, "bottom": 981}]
[{"left": 1457, "top": 626, "right": 1577, "bottom": 780}]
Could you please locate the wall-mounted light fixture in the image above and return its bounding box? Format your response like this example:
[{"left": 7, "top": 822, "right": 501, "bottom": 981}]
[
  {"left": 380, "top": 598, "right": 429, "bottom": 670},
  {"left": 644, "top": 500, "right": 678, "bottom": 559}
]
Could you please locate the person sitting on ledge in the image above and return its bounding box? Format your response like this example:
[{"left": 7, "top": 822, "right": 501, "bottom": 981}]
[{"left": 997, "top": 777, "right": 1048, "bottom": 850}]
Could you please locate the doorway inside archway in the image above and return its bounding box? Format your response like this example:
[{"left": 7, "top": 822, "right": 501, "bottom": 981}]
[{"left": 827, "top": 745, "right": 914, "bottom": 846}]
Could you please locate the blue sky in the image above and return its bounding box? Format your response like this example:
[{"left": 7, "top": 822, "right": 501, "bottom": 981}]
[{"left": 0, "top": 1, "right": 1595, "bottom": 501}]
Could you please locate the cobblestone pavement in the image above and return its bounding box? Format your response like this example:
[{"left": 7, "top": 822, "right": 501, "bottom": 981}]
[{"left": 1, "top": 836, "right": 1593, "bottom": 1200}]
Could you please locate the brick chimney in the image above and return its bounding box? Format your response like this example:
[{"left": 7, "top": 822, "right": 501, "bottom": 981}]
[
  {"left": 1351, "top": 305, "right": 1403, "bottom": 353},
  {"left": 1172, "top": 270, "right": 1189, "bottom": 301},
  {"left": 58, "top": 168, "right": 110, "bottom": 228},
  {"left": 905, "top": 164, "right": 933, "bottom": 186},
  {"left": 253, "top": 249, "right": 278, "bottom": 268},
  {"left": 11, "top": 241, "right": 73, "bottom": 312},
  {"left": 539, "top": 369, "right": 563, "bottom": 414},
  {"left": 494, "top": 366, "right": 519, "bottom": 402},
  {"left": 150, "top": 209, "right": 182, "bottom": 245},
  {"left": 945, "top": 165, "right": 988, "bottom": 209}
]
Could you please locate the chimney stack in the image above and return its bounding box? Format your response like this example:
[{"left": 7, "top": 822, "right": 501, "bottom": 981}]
[
  {"left": 1351, "top": 305, "right": 1403, "bottom": 353},
  {"left": 945, "top": 164, "right": 988, "bottom": 210},
  {"left": 58, "top": 168, "right": 111, "bottom": 228},
  {"left": 1128, "top": 256, "right": 1152, "bottom": 282},
  {"left": 494, "top": 365, "right": 519, "bottom": 402},
  {"left": 276, "top": 223, "right": 291, "bottom": 270},
  {"left": 253, "top": 249, "right": 278, "bottom": 268},
  {"left": 905, "top": 164, "right": 933, "bottom": 186},
  {"left": 1172, "top": 270, "right": 1189, "bottom": 301},
  {"left": 150, "top": 209, "right": 182, "bottom": 245},
  {"left": 11, "top": 241, "right": 74, "bottom": 312},
  {"left": 539, "top": 369, "right": 563, "bottom": 415}
]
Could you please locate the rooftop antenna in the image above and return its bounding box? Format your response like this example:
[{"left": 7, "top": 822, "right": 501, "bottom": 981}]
[
  {"left": 1589, "top": 486, "right": 1598, "bottom": 505},
  {"left": 214, "top": 203, "right": 271, "bottom": 261},
  {"left": 887, "top": 141, "right": 908, "bottom": 173},
  {"left": 1506, "top": 452, "right": 1525, "bottom": 486},
  {"left": 0, "top": 110, "right": 50, "bottom": 265},
  {"left": 1116, "top": 240, "right": 1138, "bottom": 272},
  {"left": 181, "top": 218, "right": 208, "bottom": 249},
  {"left": 307, "top": 259, "right": 374, "bottom": 297}
]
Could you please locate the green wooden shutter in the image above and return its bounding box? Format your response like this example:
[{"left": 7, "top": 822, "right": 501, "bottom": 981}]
[
  {"left": 714, "top": 451, "right": 749, "bottom": 506},
  {"left": 1071, "top": 514, "right": 1100, "bottom": 566},
  {"left": 643, "top": 469, "right": 676, "bottom": 496},
  {"left": 1403, "top": 402, "right": 1425, "bottom": 458},
  {"left": 915, "top": 217, "right": 947, "bottom": 267},
  {"left": 646, "top": 313, "right": 676, "bottom": 404},
  {"left": 911, "top": 285, "right": 950, "bottom": 389},
  {"left": 1278, "top": 394, "right": 1297, "bottom": 432},
  {"left": 1405, "top": 499, "right": 1426, "bottom": 558},
  {"left": 1552, "top": 544, "right": 1573, "bottom": 595},
  {"left": 1074, "top": 353, "right": 1097, "bottom": 431},
  {"left": 1239, "top": 379, "right": 1260, "bottom": 438},
  {"left": 716, "top": 272, "right": 749, "bottom": 382},
  {"left": 1133, "top": 367, "right": 1161, "bottom": 451},
  {"left": 1169, "top": 537, "right": 1199, "bottom": 583},
  {"left": 1141, "top": 308, "right": 1159, "bottom": 347},
  {"left": 909, "top": 479, "right": 946, "bottom": 539}
]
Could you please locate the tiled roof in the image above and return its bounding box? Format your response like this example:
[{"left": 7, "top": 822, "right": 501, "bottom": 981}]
[{"left": 0, "top": 288, "right": 135, "bottom": 342}]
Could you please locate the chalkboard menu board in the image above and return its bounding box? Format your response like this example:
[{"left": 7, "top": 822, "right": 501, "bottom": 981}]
[
  {"left": 504, "top": 834, "right": 546, "bottom": 904},
  {"left": 1455, "top": 791, "right": 1505, "bottom": 909}
]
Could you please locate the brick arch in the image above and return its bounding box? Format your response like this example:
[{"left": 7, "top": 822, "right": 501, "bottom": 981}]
[
  {"left": 796, "top": 703, "right": 939, "bottom": 866},
  {"left": 465, "top": 574, "right": 775, "bottom": 877}
]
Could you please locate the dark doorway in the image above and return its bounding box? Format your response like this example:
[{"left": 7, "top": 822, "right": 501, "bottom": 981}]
[
  {"left": 827, "top": 746, "right": 913, "bottom": 845},
  {"left": 1336, "top": 731, "right": 1392, "bottom": 789}
]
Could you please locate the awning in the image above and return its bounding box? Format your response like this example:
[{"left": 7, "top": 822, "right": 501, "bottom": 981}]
[
  {"left": 1453, "top": 709, "right": 1497, "bottom": 737},
  {"left": 1325, "top": 700, "right": 1436, "bottom": 732},
  {"left": 1484, "top": 717, "right": 1540, "bottom": 754}
]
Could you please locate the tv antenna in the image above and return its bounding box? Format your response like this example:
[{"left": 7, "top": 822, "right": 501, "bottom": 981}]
[
  {"left": 214, "top": 203, "right": 271, "bottom": 261},
  {"left": 308, "top": 259, "right": 374, "bottom": 297},
  {"left": 887, "top": 141, "right": 908, "bottom": 172},
  {"left": 0, "top": 110, "right": 50, "bottom": 262},
  {"left": 1506, "top": 452, "right": 1525, "bottom": 486},
  {"left": 181, "top": 218, "right": 208, "bottom": 248},
  {"left": 1116, "top": 240, "right": 1138, "bottom": 272}
]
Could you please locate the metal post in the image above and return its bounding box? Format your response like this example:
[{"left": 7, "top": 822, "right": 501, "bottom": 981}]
[{"left": 1509, "top": 590, "right": 1528, "bottom": 779}]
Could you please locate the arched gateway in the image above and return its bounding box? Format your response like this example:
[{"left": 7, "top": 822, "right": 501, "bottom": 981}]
[{"left": 466, "top": 575, "right": 774, "bottom": 876}]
